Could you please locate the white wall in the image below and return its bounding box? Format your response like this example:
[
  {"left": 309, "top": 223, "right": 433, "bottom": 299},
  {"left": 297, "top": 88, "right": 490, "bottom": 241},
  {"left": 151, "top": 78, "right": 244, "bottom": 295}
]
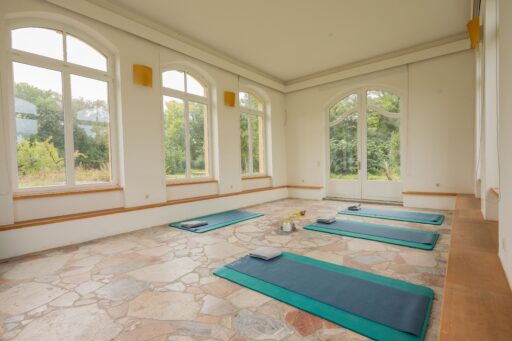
[
  {"left": 0, "top": 188, "right": 288, "bottom": 260},
  {"left": 0, "top": 10, "right": 14, "bottom": 225},
  {"left": 498, "top": 0, "right": 512, "bottom": 286},
  {"left": 406, "top": 51, "right": 475, "bottom": 193},
  {"left": 479, "top": 0, "right": 500, "bottom": 220},
  {"left": 0, "top": 0, "right": 479, "bottom": 260},
  {"left": 0, "top": 0, "right": 288, "bottom": 224},
  {"left": 285, "top": 52, "right": 475, "bottom": 204}
]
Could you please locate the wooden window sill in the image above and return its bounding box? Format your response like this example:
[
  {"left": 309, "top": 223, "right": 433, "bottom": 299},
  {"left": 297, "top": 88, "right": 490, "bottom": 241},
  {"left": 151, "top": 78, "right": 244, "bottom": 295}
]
[
  {"left": 13, "top": 186, "right": 124, "bottom": 200},
  {"left": 166, "top": 179, "right": 218, "bottom": 187},
  {"left": 242, "top": 175, "right": 271, "bottom": 180},
  {"left": 402, "top": 191, "right": 458, "bottom": 196}
]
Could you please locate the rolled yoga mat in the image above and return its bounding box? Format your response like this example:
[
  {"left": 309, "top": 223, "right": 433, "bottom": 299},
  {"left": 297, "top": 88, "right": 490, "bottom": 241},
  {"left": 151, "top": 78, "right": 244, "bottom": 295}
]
[
  {"left": 214, "top": 252, "right": 434, "bottom": 341},
  {"left": 169, "top": 210, "right": 263, "bottom": 233},
  {"left": 339, "top": 207, "right": 445, "bottom": 225},
  {"left": 304, "top": 220, "right": 439, "bottom": 250}
]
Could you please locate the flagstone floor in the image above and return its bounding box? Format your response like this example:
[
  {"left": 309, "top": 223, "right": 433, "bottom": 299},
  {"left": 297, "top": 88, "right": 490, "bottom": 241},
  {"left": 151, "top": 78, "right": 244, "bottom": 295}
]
[{"left": 0, "top": 198, "right": 451, "bottom": 341}]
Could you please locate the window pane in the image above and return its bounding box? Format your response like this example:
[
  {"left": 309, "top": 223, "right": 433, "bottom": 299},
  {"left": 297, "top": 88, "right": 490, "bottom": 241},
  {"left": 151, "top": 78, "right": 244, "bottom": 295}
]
[
  {"left": 162, "top": 70, "right": 185, "bottom": 92},
  {"left": 367, "top": 110, "right": 400, "bottom": 180},
  {"left": 329, "top": 93, "right": 357, "bottom": 122},
  {"left": 367, "top": 90, "right": 400, "bottom": 113},
  {"left": 13, "top": 62, "right": 66, "bottom": 188},
  {"left": 186, "top": 74, "right": 205, "bottom": 97},
  {"left": 71, "top": 75, "right": 111, "bottom": 184},
  {"left": 330, "top": 112, "right": 358, "bottom": 180},
  {"left": 240, "top": 113, "right": 249, "bottom": 174},
  {"left": 66, "top": 35, "right": 107, "bottom": 71},
  {"left": 163, "top": 96, "right": 186, "bottom": 178},
  {"left": 189, "top": 102, "right": 208, "bottom": 177},
  {"left": 239, "top": 91, "right": 263, "bottom": 111},
  {"left": 250, "top": 115, "right": 263, "bottom": 174},
  {"left": 11, "top": 27, "right": 63, "bottom": 60}
]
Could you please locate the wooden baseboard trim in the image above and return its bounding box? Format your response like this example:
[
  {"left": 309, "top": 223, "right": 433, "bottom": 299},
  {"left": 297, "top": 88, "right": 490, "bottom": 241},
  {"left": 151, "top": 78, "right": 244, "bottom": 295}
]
[
  {"left": 287, "top": 185, "right": 323, "bottom": 190},
  {"left": 402, "top": 191, "right": 459, "bottom": 196},
  {"left": 13, "top": 186, "right": 124, "bottom": 200},
  {"left": 0, "top": 185, "right": 288, "bottom": 232},
  {"left": 166, "top": 180, "right": 218, "bottom": 187}
]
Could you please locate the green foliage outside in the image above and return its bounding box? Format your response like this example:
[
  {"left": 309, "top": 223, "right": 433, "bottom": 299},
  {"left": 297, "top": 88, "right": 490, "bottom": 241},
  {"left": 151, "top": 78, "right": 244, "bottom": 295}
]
[
  {"left": 14, "top": 82, "right": 111, "bottom": 187},
  {"left": 240, "top": 113, "right": 249, "bottom": 174},
  {"left": 330, "top": 90, "right": 401, "bottom": 181},
  {"left": 240, "top": 92, "right": 263, "bottom": 175},
  {"left": 163, "top": 98, "right": 207, "bottom": 178}
]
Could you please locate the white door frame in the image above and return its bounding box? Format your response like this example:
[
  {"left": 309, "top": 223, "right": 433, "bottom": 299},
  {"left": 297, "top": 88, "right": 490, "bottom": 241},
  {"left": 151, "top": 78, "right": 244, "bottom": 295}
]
[{"left": 325, "top": 85, "right": 406, "bottom": 202}]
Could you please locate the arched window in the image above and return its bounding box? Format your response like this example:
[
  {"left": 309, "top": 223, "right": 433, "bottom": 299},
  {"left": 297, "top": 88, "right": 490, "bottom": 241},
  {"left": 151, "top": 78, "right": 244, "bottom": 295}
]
[
  {"left": 239, "top": 91, "right": 266, "bottom": 176},
  {"left": 9, "top": 26, "right": 116, "bottom": 190},
  {"left": 162, "top": 69, "right": 210, "bottom": 180},
  {"left": 329, "top": 93, "right": 359, "bottom": 179}
]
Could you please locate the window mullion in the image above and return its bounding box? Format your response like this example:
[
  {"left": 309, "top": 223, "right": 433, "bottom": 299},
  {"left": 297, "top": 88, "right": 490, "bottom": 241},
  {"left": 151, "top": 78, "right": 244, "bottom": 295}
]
[
  {"left": 184, "top": 99, "right": 191, "bottom": 178},
  {"left": 247, "top": 114, "right": 253, "bottom": 174},
  {"left": 63, "top": 31, "right": 68, "bottom": 63},
  {"left": 62, "top": 71, "right": 75, "bottom": 186}
]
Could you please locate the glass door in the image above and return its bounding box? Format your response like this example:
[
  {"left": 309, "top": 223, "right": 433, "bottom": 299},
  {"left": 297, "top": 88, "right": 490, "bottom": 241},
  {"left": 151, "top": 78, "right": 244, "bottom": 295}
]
[{"left": 327, "top": 89, "right": 402, "bottom": 202}]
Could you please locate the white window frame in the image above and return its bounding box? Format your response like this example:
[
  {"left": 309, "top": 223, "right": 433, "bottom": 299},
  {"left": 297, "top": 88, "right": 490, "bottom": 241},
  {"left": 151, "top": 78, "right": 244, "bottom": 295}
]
[
  {"left": 239, "top": 91, "right": 267, "bottom": 177},
  {"left": 5, "top": 22, "right": 119, "bottom": 194},
  {"left": 161, "top": 69, "right": 212, "bottom": 182}
]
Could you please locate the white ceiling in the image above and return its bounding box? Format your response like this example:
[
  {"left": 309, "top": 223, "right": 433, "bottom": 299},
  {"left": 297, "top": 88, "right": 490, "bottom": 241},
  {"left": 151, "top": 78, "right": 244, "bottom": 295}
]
[{"left": 101, "top": 0, "right": 470, "bottom": 82}]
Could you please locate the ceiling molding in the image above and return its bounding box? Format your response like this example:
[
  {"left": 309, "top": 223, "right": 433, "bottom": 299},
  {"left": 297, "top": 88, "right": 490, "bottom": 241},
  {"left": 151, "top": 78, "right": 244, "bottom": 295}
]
[
  {"left": 285, "top": 36, "right": 471, "bottom": 93},
  {"left": 45, "top": 0, "right": 286, "bottom": 92},
  {"left": 46, "top": 0, "right": 471, "bottom": 94}
]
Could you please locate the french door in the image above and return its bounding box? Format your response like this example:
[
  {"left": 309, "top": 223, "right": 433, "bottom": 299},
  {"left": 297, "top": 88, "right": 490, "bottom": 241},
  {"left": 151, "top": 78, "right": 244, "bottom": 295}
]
[{"left": 327, "top": 88, "right": 403, "bottom": 202}]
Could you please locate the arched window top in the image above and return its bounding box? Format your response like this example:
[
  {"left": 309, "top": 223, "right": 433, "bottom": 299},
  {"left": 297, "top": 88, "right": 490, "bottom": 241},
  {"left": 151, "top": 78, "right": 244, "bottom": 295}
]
[
  {"left": 11, "top": 27, "right": 108, "bottom": 72},
  {"left": 329, "top": 93, "right": 357, "bottom": 123},
  {"left": 239, "top": 91, "right": 264, "bottom": 112},
  {"left": 366, "top": 90, "right": 400, "bottom": 114},
  {"left": 162, "top": 69, "right": 207, "bottom": 97}
]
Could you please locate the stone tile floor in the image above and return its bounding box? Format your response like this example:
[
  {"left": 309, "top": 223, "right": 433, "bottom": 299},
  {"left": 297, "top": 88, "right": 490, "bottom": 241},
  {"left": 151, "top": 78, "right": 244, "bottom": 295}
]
[{"left": 0, "top": 199, "right": 451, "bottom": 341}]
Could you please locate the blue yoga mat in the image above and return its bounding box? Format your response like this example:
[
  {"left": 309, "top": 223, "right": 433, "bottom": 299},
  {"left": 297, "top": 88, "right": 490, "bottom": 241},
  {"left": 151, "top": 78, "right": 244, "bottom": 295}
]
[
  {"left": 169, "top": 209, "right": 263, "bottom": 233},
  {"left": 305, "top": 220, "right": 439, "bottom": 250},
  {"left": 215, "top": 253, "right": 434, "bottom": 341},
  {"left": 340, "top": 207, "right": 445, "bottom": 225}
]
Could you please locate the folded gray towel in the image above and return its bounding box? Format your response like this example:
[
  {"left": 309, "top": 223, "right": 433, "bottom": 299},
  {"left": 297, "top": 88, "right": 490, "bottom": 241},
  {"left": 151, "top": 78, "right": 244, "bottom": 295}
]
[
  {"left": 249, "top": 247, "right": 282, "bottom": 260},
  {"left": 181, "top": 220, "right": 208, "bottom": 228},
  {"left": 317, "top": 216, "right": 336, "bottom": 224}
]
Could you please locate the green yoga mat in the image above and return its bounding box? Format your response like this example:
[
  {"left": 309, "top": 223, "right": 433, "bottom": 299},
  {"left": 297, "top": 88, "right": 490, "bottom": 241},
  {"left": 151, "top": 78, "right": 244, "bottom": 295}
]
[
  {"left": 339, "top": 207, "right": 445, "bottom": 225},
  {"left": 214, "top": 252, "right": 434, "bottom": 341},
  {"left": 169, "top": 210, "right": 263, "bottom": 233},
  {"left": 304, "top": 220, "right": 439, "bottom": 250}
]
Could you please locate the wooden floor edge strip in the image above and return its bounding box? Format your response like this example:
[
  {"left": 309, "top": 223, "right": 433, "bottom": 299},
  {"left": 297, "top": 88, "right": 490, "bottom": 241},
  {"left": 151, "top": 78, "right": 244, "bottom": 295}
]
[
  {"left": 0, "top": 185, "right": 288, "bottom": 232},
  {"left": 438, "top": 194, "right": 512, "bottom": 340}
]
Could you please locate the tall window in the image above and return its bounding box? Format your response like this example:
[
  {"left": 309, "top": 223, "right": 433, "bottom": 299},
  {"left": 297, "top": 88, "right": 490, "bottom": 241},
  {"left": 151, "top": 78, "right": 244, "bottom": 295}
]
[
  {"left": 239, "top": 91, "right": 266, "bottom": 176},
  {"left": 329, "top": 93, "right": 359, "bottom": 180},
  {"left": 162, "top": 70, "right": 210, "bottom": 180},
  {"left": 9, "top": 26, "right": 115, "bottom": 190},
  {"left": 366, "top": 90, "right": 400, "bottom": 181}
]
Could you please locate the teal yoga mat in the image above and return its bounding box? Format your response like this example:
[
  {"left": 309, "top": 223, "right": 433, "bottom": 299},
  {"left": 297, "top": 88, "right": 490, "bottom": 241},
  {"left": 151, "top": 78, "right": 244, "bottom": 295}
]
[
  {"left": 169, "top": 210, "right": 263, "bottom": 233},
  {"left": 304, "top": 220, "right": 439, "bottom": 250},
  {"left": 214, "top": 252, "right": 434, "bottom": 341},
  {"left": 339, "top": 207, "right": 445, "bottom": 225}
]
